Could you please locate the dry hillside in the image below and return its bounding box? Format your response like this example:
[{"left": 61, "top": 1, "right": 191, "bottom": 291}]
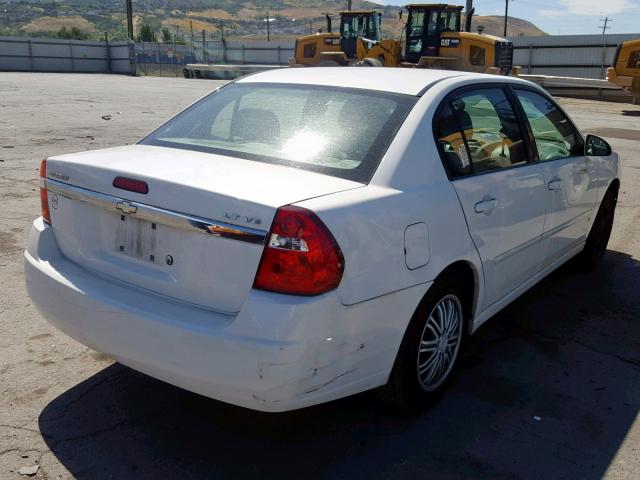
[
  {"left": 472, "top": 16, "right": 547, "bottom": 37},
  {"left": 21, "top": 16, "right": 97, "bottom": 35},
  {"left": 2, "top": 0, "right": 547, "bottom": 40}
]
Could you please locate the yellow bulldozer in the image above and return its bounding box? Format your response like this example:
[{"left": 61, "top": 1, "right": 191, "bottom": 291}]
[
  {"left": 607, "top": 39, "right": 640, "bottom": 105},
  {"left": 291, "top": 4, "right": 516, "bottom": 75}
]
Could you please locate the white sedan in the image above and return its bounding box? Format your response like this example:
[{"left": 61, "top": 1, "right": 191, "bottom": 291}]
[{"left": 25, "top": 68, "right": 619, "bottom": 412}]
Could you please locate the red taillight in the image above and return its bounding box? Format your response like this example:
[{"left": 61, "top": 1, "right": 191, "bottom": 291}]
[
  {"left": 113, "top": 176, "right": 149, "bottom": 194},
  {"left": 40, "top": 159, "right": 51, "bottom": 224},
  {"left": 254, "top": 206, "right": 344, "bottom": 296}
]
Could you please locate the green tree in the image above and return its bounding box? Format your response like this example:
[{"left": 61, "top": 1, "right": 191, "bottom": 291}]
[
  {"left": 55, "top": 26, "right": 89, "bottom": 40},
  {"left": 137, "top": 23, "right": 155, "bottom": 42},
  {"left": 161, "top": 27, "right": 172, "bottom": 42}
]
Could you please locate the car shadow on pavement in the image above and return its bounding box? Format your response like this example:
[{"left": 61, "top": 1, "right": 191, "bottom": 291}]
[{"left": 38, "top": 250, "right": 640, "bottom": 480}]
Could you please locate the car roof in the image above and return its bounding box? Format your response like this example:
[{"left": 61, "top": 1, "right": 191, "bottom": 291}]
[{"left": 236, "top": 67, "right": 482, "bottom": 96}]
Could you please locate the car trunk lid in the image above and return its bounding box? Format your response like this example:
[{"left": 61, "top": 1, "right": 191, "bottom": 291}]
[{"left": 45, "top": 145, "right": 362, "bottom": 313}]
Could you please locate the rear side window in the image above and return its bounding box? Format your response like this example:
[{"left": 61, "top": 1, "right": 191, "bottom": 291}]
[
  {"left": 514, "top": 89, "right": 582, "bottom": 161},
  {"left": 435, "top": 87, "right": 528, "bottom": 177},
  {"left": 141, "top": 83, "right": 417, "bottom": 183},
  {"left": 628, "top": 49, "right": 640, "bottom": 69},
  {"left": 469, "top": 45, "right": 486, "bottom": 66},
  {"left": 434, "top": 104, "right": 472, "bottom": 176}
]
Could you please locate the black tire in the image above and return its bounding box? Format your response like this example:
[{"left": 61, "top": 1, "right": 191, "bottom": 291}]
[
  {"left": 317, "top": 60, "right": 342, "bottom": 67},
  {"left": 382, "top": 273, "right": 468, "bottom": 412},
  {"left": 353, "top": 57, "right": 384, "bottom": 67},
  {"left": 576, "top": 185, "right": 618, "bottom": 271}
]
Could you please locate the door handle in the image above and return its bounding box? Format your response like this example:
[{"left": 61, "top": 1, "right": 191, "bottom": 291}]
[
  {"left": 577, "top": 167, "right": 588, "bottom": 174},
  {"left": 548, "top": 179, "right": 563, "bottom": 191},
  {"left": 474, "top": 198, "right": 497, "bottom": 214}
]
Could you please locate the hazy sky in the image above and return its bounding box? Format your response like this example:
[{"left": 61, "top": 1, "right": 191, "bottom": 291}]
[{"left": 377, "top": 0, "right": 640, "bottom": 35}]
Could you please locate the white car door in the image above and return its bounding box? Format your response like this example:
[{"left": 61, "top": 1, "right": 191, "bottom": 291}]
[
  {"left": 512, "top": 88, "right": 599, "bottom": 268},
  {"left": 434, "top": 86, "right": 548, "bottom": 309}
]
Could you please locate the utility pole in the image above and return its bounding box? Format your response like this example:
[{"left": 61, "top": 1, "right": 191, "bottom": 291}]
[
  {"left": 503, "top": 0, "right": 510, "bottom": 37},
  {"left": 599, "top": 17, "right": 612, "bottom": 79},
  {"left": 266, "top": 11, "right": 270, "bottom": 42},
  {"left": 220, "top": 19, "right": 226, "bottom": 63},
  {"left": 126, "top": 0, "right": 134, "bottom": 41},
  {"left": 202, "top": 29, "right": 207, "bottom": 63}
]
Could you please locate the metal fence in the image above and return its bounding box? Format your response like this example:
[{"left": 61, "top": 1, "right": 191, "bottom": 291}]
[
  {"left": 5, "top": 33, "right": 640, "bottom": 81},
  {"left": 511, "top": 33, "right": 640, "bottom": 79},
  {"left": 133, "top": 39, "right": 295, "bottom": 76},
  {"left": 133, "top": 34, "right": 640, "bottom": 80},
  {"left": 0, "top": 36, "right": 134, "bottom": 74}
]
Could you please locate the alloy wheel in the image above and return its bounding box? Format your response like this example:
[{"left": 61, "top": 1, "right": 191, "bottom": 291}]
[{"left": 416, "top": 294, "right": 463, "bottom": 391}]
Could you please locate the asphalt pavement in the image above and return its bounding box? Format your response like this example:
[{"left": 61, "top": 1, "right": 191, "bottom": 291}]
[{"left": 0, "top": 73, "right": 638, "bottom": 479}]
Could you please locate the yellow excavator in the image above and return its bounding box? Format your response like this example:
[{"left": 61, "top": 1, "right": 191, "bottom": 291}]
[
  {"left": 607, "top": 39, "right": 640, "bottom": 105},
  {"left": 290, "top": 10, "right": 392, "bottom": 67},
  {"left": 291, "top": 4, "right": 517, "bottom": 75}
]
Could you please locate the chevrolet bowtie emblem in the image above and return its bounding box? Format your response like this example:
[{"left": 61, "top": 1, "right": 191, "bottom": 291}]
[{"left": 116, "top": 201, "right": 137, "bottom": 214}]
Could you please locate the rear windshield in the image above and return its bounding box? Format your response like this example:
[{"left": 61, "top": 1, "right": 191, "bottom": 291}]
[{"left": 141, "top": 83, "right": 417, "bottom": 183}]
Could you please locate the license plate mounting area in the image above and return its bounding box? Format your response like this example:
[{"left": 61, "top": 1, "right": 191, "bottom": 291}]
[{"left": 115, "top": 213, "right": 158, "bottom": 264}]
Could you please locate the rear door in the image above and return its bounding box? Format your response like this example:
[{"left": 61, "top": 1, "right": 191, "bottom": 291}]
[
  {"left": 512, "top": 88, "right": 598, "bottom": 268},
  {"left": 435, "top": 85, "right": 548, "bottom": 309}
]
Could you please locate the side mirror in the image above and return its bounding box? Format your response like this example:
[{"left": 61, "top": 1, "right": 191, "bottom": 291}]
[{"left": 585, "top": 134, "right": 611, "bottom": 156}]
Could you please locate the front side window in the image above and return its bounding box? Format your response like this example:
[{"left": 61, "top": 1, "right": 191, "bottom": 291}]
[
  {"left": 408, "top": 10, "right": 426, "bottom": 53},
  {"left": 514, "top": 89, "right": 581, "bottom": 161},
  {"left": 409, "top": 10, "right": 425, "bottom": 35},
  {"left": 435, "top": 88, "right": 528, "bottom": 176},
  {"left": 341, "top": 15, "right": 378, "bottom": 40},
  {"left": 141, "top": 83, "right": 417, "bottom": 183},
  {"left": 428, "top": 10, "right": 459, "bottom": 34}
]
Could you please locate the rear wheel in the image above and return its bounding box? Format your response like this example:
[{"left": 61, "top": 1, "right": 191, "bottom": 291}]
[
  {"left": 576, "top": 185, "right": 618, "bottom": 270},
  {"left": 383, "top": 275, "right": 466, "bottom": 412}
]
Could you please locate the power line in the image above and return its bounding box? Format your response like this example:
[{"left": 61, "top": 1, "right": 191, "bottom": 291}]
[{"left": 599, "top": 16, "right": 612, "bottom": 35}]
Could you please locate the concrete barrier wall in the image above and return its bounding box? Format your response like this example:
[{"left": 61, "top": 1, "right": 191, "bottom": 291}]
[
  {"left": 511, "top": 33, "right": 640, "bottom": 79},
  {"left": 0, "top": 36, "right": 134, "bottom": 74},
  {"left": 225, "top": 40, "right": 295, "bottom": 65},
  {"left": 135, "top": 40, "right": 295, "bottom": 66}
]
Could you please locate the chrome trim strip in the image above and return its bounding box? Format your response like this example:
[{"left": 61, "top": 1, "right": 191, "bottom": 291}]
[
  {"left": 493, "top": 210, "right": 591, "bottom": 265},
  {"left": 494, "top": 235, "right": 542, "bottom": 265},
  {"left": 46, "top": 179, "right": 268, "bottom": 245},
  {"left": 540, "top": 210, "right": 591, "bottom": 241}
]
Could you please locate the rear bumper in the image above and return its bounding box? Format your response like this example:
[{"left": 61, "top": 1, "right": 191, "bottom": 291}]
[{"left": 25, "top": 218, "right": 429, "bottom": 412}]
